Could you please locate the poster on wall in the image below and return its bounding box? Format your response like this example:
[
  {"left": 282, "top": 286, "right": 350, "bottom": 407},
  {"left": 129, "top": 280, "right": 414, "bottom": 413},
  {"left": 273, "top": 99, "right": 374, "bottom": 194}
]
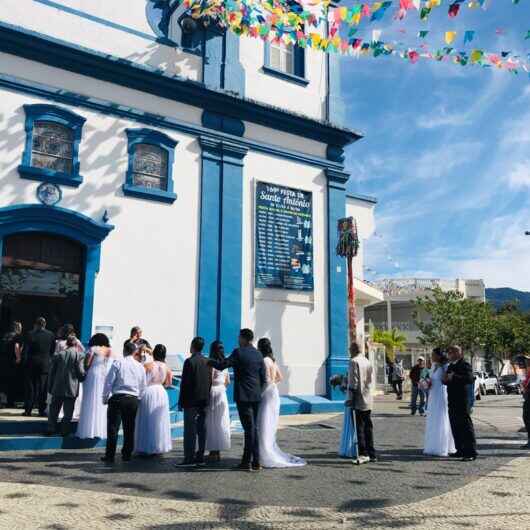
[{"left": 255, "top": 181, "right": 313, "bottom": 291}]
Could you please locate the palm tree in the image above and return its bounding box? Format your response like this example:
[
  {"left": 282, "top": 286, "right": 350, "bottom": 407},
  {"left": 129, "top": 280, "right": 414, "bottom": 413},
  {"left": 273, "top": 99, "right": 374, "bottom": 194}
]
[{"left": 372, "top": 328, "right": 407, "bottom": 363}]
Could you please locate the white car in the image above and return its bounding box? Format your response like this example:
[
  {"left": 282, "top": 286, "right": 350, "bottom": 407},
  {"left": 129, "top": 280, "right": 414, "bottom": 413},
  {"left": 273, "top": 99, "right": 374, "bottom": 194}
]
[{"left": 474, "top": 371, "right": 501, "bottom": 395}]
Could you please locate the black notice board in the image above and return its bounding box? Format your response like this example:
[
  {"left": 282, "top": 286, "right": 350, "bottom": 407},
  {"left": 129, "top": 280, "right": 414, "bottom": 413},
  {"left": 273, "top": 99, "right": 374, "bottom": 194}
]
[{"left": 255, "top": 181, "right": 313, "bottom": 291}]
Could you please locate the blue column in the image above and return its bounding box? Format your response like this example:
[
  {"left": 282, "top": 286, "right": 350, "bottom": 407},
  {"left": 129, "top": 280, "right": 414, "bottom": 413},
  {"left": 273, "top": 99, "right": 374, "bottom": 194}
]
[
  {"left": 325, "top": 168, "right": 350, "bottom": 400},
  {"left": 197, "top": 136, "right": 247, "bottom": 350},
  {"left": 80, "top": 244, "right": 100, "bottom": 345},
  {"left": 218, "top": 142, "right": 247, "bottom": 347},
  {"left": 197, "top": 136, "right": 223, "bottom": 346},
  {"left": 203, "top": 28, "right": 245, "bottom": 96}
]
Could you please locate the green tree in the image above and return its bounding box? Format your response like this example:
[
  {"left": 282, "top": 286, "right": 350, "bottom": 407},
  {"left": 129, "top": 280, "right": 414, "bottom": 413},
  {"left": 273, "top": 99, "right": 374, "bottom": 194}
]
[
  {"left": 413, "top": 287, "right": 468, "bottom": 350},
  {"left": 372, "top": 328, "right": 407, "bottom": 363}
]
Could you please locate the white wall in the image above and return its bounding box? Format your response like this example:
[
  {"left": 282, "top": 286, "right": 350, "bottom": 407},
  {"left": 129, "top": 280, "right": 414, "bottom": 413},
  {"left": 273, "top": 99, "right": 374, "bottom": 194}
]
[
  {"left": 241, "top": 153, "right": 328, "bottom": 396},
  {"left": 0, "top": 0, "right": 202, "bottom": 81},
  {"left": 0, "top": 88, "right": 201, "bottom": 353},
  {"left": 240, "top": 34, "right": 328, "bottom": 122},
  {"left": 346, "top": 196, "right": 376, "bottom": 280}
]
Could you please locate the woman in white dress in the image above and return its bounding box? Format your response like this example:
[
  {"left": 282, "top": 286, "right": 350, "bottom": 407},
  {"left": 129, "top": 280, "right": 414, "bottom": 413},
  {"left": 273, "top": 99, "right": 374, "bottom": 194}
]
[
  {"left": 257, "top": 338, "right": 306, "bottom": 468},
  {"left": 135, "top": 344, "right": 173, "bottom": 456},
  {"left": 206, "top": 341, "right": 231, "bottom": 462},
  {"left": 423, "top": 348, "right": 456, "bottom": 457},
  {"left": 76, "top": 333, "right": 112, "bottom": 439}
]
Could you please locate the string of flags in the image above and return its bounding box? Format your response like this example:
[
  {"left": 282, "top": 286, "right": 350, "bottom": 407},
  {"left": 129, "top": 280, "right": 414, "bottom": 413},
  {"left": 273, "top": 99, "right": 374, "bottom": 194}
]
[{"left": 178, "top": 0, "right": 530, "bottom": 77}]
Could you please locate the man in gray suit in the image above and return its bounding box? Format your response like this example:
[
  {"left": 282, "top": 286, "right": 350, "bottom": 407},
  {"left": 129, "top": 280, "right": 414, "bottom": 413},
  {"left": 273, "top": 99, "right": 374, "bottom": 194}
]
[
  {"left": 347, "top": 342, "right": 376, "bottom": 465},
  {"left": 47, "top": 334, "right": 85, "bottom": 435}
]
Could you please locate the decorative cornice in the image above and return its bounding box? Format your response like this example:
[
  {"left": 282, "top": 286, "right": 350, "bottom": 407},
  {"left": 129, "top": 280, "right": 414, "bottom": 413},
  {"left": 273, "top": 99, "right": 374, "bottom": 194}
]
[
  {"left": 0, "top": 73, "right": 345, "bottom": 173},
  {"left": 0, "top": 21, "right": 361, "bottom": 148},
  {"left": 0, "top": 204, "right": 114, "bottom": 245},
  {"left": 325, "top": 168, "right": 350, "bottom": 186}
]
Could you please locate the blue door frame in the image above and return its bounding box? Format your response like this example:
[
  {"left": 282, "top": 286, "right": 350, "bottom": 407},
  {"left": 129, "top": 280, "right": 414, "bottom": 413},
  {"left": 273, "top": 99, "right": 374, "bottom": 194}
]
[{"left": 0, "top": 204, "right": 114, "bottom": 344}]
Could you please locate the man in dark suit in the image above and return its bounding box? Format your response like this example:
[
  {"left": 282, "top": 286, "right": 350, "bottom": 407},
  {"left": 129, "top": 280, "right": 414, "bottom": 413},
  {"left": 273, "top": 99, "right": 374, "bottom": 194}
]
[
  {"left": 443, "top": 345, "right": 478, "bottom": 462},
  {"left": 24, "top": 317, "right": 56, "bottom": 417},
  {"left": 209, "top": 328, "right": 266, "bottom": 471},
  {"left": 176, "top": 337, "right": 211, "bottom": 467}
]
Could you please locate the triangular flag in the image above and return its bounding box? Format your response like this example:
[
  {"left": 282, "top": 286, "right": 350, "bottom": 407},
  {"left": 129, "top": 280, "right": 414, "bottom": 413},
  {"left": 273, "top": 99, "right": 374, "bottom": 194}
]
[
  {"left": 445, "top": 31, "right": 457, "bottom": 45},
  {"left": 418, "top": 30, "right": 429, "bottom": 38},
  {"left": 464, "top": 30, "right": 475, "bottom": 45}
]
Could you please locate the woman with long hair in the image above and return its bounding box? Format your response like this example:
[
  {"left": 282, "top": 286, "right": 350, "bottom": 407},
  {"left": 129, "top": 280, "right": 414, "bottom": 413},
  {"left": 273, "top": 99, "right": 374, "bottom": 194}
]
[
  {"left": 423, "top": 348, "right": 456, "bottom": 457},
  {"left": 76, "top": 333, "right": 112, "bottom": 439},
  {"left": 134, "top": 344, "right": 173, "bottom": 456},
  {"left": 205, "top": 341, "right": 231, "bottom": 462},
  {"left": 257, "top": 338, "right": 305, "bottom": 468}
]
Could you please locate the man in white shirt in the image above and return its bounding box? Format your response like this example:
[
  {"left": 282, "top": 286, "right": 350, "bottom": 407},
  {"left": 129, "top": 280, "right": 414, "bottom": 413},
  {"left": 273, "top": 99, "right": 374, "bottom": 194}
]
[
  {"left": 101, "top": 341, "right": 146, "bottom": 463},
  {"left": 347, "top": 342, "right": 376, "bottom": 465}
]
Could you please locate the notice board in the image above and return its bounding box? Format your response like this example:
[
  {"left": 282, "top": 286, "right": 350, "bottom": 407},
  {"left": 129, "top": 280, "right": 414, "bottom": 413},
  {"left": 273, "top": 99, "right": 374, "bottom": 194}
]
[{"left": 255, "top": 181, "right": 313, "bottom": 291}]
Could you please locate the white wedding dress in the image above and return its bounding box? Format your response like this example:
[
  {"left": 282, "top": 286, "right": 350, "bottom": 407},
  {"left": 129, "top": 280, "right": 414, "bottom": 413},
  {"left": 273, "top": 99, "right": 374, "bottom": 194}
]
[
  {"left": 423, "top": 363, "right": 456, "bottom": 457},
  {"left": 258, "top": 357, "right": 306, "bottom": 468},
  {"left": 76, "top": 347, "right": 111, "bottom": 439}
]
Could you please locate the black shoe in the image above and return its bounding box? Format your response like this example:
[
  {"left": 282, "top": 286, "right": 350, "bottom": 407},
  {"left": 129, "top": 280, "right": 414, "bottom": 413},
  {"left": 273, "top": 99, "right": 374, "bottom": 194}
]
[
  {"left": 236, "top": 462, "right": 252, "bottom": 471},
  {"left": 369, "top": 456, "right": 378, "bottom": 463},
  {"left": 461, "top": 456, "right": 477, "bottom": 462},
  {"left": 122, "top": 455, "right": 132, "bottom": 462},
  {"left": 174, "top": 460, "right": 195, "bottom": 468},
  {"left": 449, "top": 452, "right": 463, "bottom": 458},
  {"left": 38, "top": 413, "right": 47, "bottom": 418},
  {"left": 251, "top": 463, "right": 262, "bottom": 471},
  {"left": 410, "top": 410, "right": 416, "bottom": 415},
  {"left": 22, "top": 411, "right": 31, "bottom": 417},
  {"left": 194, "top": 458, "right": 206, "bottom": 467},
  {"left": 100, "top": 456, "right": 114, "bottom": 464}
]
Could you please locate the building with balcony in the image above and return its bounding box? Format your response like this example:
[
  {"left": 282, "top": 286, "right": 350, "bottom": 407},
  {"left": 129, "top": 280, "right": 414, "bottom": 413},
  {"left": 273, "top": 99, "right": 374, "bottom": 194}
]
[{"left": 365, "top": 278, "right": 486, "bottom": 369}]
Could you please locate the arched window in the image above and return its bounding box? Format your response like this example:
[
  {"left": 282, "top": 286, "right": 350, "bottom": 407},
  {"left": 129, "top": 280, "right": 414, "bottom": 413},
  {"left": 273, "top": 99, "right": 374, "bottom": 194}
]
[
  {"left": 19, "top": 105, "right": 86, "bottom": 187},
  {"left": 123, "top": 129, "right": 177, "bottom": 203},
  {"left": 31, "top": 122, "right": 74, "bottom": 174},
  {"left": 131, "top": 143, "right": 168, "bottom": 190}
]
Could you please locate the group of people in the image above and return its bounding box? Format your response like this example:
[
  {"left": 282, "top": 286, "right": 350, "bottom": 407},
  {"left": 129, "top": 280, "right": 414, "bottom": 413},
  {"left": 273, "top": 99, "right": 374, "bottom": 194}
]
[
  {"left": 0, "top": 318, "right": 174, "bottom": 461},
  {"left": 341, "top": 343, "right": 478, "bottom": 464},
  {"left": 177, "top": 329, "right": 305, "bottom": 470}
]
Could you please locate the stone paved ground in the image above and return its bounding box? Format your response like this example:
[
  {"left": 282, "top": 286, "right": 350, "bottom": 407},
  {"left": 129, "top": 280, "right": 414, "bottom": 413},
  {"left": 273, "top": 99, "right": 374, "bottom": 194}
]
[{"left": 0, "top": 395, "right": 528, "bottom": 529}]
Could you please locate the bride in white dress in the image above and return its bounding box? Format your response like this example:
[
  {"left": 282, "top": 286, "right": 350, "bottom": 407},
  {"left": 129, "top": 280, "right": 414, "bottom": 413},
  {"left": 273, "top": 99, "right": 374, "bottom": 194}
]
[
  {"left": 257, "top": 338, "right": 306, "bottom": 468},
  {"left": 76, "top": 333, "right": 112, "bottom": 439},
  {"left": 134, "top": 344, "right": 173, "bottom": 455},
  {"left": 423, "top": 349, "right": 456, "bottom": 457}
]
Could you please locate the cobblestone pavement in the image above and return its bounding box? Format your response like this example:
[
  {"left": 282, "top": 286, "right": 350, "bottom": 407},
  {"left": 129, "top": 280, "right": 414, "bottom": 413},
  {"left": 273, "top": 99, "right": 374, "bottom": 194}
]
[{"left": 0, "top": 395, "right": 528, "bottom": 529}]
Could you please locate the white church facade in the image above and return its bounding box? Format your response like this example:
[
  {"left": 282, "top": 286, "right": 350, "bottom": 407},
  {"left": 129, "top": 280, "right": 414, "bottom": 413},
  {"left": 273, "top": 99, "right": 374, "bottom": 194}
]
[{"left": 0, "top": 0, "right": 382, "bottom": 408}]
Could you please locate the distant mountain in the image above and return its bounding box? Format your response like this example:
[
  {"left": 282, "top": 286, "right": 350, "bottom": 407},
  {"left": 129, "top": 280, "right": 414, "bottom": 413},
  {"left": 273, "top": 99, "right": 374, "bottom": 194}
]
[{"left": 486, "top": 288, "right": 530, "bottom": 312}]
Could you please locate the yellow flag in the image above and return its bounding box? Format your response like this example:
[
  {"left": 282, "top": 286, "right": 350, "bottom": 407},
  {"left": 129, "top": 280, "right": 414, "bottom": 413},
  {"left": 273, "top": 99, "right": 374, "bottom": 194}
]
[{"left": 445, "top": 31, "right": 457, "bottom": 45}]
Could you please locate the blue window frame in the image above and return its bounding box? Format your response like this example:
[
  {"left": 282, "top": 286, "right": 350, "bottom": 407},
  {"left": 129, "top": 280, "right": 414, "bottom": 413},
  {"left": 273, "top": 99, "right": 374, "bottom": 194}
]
[
  {"left": 263, "top": 40, "right": 308, "bottom": 86},
  {"left": 19, "top": 104, "right": 86, "bottom": 187},
  {"left": 123, "top": 129, "right": 177, "bottom": 203}
]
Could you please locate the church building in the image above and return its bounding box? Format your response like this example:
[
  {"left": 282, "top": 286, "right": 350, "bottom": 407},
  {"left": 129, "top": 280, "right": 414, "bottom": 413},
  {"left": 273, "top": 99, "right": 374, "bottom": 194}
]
[{"left": 0, "top": 0, "right": 383, "bottom": 409}]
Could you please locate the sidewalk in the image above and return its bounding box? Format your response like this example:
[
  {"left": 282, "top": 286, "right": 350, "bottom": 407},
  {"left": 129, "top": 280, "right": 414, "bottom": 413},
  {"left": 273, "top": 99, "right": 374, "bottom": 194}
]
[{"left": 0, "top": 395, "right": 527, "bottom": 529}]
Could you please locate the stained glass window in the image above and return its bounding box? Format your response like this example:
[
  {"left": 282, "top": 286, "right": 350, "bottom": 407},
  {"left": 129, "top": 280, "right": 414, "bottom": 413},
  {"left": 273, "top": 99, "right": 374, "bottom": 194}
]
[
  {"left": 31, "top": 121, "right": 74, "bottom": 174},
  {"left": 132, "top": 144, "right": 168, "bottom": 190}
]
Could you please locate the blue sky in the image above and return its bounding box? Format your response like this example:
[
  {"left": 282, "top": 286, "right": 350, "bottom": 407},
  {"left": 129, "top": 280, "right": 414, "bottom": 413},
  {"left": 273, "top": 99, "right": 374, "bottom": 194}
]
[{"left": 340, "top": 1, "right": 530, "bottom": 290}]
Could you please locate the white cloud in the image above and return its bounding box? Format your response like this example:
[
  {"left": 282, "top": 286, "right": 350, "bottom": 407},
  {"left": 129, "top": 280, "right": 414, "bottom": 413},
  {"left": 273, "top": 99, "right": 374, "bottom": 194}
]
[
  {"left": 416, "top": 106, "right": 471, "bottom": 129},
  {"left": 504, "top": 160, "right": 530, "bottom": 189}
]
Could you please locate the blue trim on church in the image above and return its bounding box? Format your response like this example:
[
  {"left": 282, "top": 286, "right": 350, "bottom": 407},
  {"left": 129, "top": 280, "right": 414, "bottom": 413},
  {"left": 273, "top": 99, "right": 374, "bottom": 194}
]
[
  {"left": 325, "top": 168, "right": 350, "bottom": 400},
  {"left": 0, "top": 205, "right": 114, "bottom": 344},
  {"left": 19, "top": 104, "right": 86, "bottom": 188},
  {"left": 0, "top": 21, "right": 358, "bottom": 147},
  {"left": 197, "top": 113, "right": 247, "bottom": 348},
  {"left": 123, "top": 128, "right": 178, "bottom": 204}
]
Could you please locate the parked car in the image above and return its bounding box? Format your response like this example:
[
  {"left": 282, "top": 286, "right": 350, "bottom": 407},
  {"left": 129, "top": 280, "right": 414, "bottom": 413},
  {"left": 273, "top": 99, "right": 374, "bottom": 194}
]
[
  {"left": 474, "top": 371, "right": 501, "bottom": 395},
  {"left": 499, "top": 374, "right": 521, "bottom": 394},
  {"left": 473, "top": 376, "right": 481, "bottom": 401}
]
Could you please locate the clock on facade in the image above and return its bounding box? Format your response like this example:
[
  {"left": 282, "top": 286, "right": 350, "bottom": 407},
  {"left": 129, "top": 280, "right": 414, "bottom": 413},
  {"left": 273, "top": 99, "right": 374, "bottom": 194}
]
[{"left": 36, "top": 182, "right": 62, "bottom": 206}]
